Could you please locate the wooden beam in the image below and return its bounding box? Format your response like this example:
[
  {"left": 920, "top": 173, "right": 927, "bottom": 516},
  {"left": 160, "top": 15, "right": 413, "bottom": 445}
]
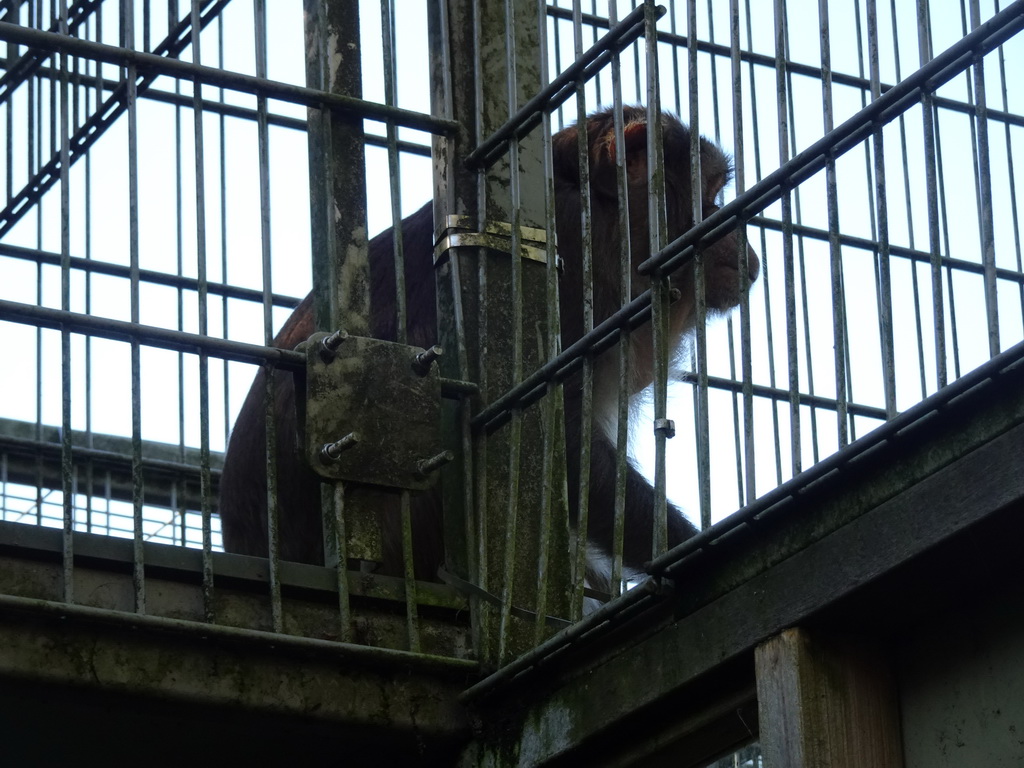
[{"left": 755, "top": 627, "right": 903, "bottom": 768}]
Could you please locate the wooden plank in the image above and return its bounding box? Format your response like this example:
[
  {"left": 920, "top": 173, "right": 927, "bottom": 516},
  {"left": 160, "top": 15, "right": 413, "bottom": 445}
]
[{"left": 756, "top": 628, "right": 903, "bottom": 768}]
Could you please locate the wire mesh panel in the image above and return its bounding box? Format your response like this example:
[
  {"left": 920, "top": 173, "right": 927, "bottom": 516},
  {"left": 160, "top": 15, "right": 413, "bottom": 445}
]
[
  {"left": 546, "top": 0, "right": 1024, "bottom": 538},
  {"left": 0, "top": 0, "right": 1021, "bottom": 727},
  {"left": 0, "top": 0, "right": 457, "bottom": 651},
  {"left": 0, "top": 1, "right": 1022, "bottom": 765}
]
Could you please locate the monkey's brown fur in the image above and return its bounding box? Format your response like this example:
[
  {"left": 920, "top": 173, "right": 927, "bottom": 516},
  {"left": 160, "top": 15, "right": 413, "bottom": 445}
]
[{"left": 219, "top": 107, "right": 759, "bottom": 582}]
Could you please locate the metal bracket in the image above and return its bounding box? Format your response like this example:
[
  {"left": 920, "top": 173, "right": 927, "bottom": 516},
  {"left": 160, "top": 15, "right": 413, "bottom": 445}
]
[
  {"left": 305, "top": 332, "right": 447, "bottom": 491},
  {"left": 433, "top": 215, "right": 557, "bottom": 268}
]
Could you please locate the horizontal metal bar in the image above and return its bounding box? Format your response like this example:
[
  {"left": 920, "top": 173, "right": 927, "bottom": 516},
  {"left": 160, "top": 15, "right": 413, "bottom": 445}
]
[
  {"left": 3, "top": 56, "right": 305, "bottom": 130},
  {"left": 10, "top": 59, "right": 436, "bottom": 155},
  {"left": 0, "top": 242, "right": 303, "bottom": 310},
  {"left": 0, "top": 415, "right": 222, "bottom": 474},
  {"left": 673, "top": 373, "right": 889, "bottom": 421},
  {"left": 637, "top": 0, "right": 1024, "bottom": 277},
  {"left": 0, "top": 299, "right": 305, "bottom": 369},
  {"left": 0, "top": 21, "right": 458, "bottom": 135},
  {"left": 465, "top": 3, "right": 661, "bottom": 170},
  {"left": 1, "top": 438, "right": 215, "bottom": 516}
]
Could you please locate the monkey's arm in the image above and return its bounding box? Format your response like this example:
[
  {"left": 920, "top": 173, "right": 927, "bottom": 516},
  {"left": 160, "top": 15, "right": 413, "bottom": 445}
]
[{"left": 564, "top": 391, "right": 699, "bottom": 570}]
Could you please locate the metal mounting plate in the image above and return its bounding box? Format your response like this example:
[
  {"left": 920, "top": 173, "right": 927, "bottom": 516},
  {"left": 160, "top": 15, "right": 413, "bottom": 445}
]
[{"left": 305, "top": 332, "right": 442, "bottom": 491}]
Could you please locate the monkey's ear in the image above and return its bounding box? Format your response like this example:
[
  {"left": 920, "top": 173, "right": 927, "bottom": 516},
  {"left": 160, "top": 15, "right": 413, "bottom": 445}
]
[{"left": 590, "top": 116, "right": 649, "bottom": 197}]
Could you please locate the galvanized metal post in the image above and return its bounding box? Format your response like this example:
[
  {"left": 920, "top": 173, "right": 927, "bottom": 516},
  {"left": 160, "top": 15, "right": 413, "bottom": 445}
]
[{"left": 430, "top": 0, "right": 571, "bottom": 667}]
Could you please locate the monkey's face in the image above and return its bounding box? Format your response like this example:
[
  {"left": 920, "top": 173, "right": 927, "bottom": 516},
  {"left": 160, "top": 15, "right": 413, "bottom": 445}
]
[
  {"left": 551, "top": 107, "right": 760, "bottom": 343},
  {"left": 661, "top": 126, "right": 761, "bottom": 314}
]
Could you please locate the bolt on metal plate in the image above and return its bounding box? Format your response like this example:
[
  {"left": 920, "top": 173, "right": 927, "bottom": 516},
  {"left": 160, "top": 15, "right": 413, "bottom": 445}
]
[{"left": 305, "top": 332, "right": 444, "bottom": 491}]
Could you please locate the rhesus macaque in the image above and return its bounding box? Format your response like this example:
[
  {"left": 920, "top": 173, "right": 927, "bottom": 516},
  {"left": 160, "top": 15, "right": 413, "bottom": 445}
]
[{"left": 218, "top": 106, "right": 760, "bottom": 587}]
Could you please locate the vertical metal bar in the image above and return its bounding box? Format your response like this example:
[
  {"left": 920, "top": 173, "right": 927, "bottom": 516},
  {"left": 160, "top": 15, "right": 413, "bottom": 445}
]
[
  {"left": 969, "top": 0, "right": 1000, "bottom": 358},
  {"left": 400, "top": 489, "right": 420, "bottom": 652},
  {"left": 331, "top": 482, "right": 352, "bottom": 642},
  {"left": 497, "top": 0, "right": 524, "bottom": 665},
  {"left": 933, "top": 90, "right": 962, "bottom": 381},
  {"left": 774, "top": 0, "right": 800, "bottom": 476},
  {"left": 647, "top": 0, "right": 671, "bottom": 556},
  {"left": 83, "top": 8, "right": 97, "bottom": 536},
  {"left": 569, "top": 0, "right": 594, "bottom": 622},
  {"left": 169, "top": 1, "right": 187, "bottom": 552},
  {"left": 191, "top": 0, "right": 214, "bottom": 622},
  {"left": 607, "top": 2, "right": 630, "bottom": 601},
  {"left": 498, "top": 412, "right": 523, "bottom": 657},
  {"left": 589, "top": 0, "right": 601, "bottom": 105},
  {"left": 263, "top": 365, "right": 282, "bottom": 631},
  {"left": 380, "top": 0, "right": 406, "bottom": 344},
  {"left": 993, "top": 0, "right": 1022, "bottom": 322},
  {"left": 707, "top": 0, "right": 747, "bottom": 511},
  {"left": 731, "top": 0, "right": 756, "bottom": 505},
  {"left": 175, "top": 12, "right": 187, "bottom": 546},
  {"left": 668, "top": 0, "right": 682, "bottom": 116},
  {"left": 918, "top": 0, "right": 946, "bottom": 390},
  {"left": 474, "top": 428, "right": 490, "bottom": 661},
  {"left": 550, "top": 5, "right": 563, "bottom": 124},
  {"left": 210, "top": 0, "right": 231, "bottom": 454},
  {"left": 890, "top": 0, "right": 928, "bottom": 401},
  {"left": 533, "top": 0, "right": 560, "bottom": 644},
  {"left": 33, "top": 0, "right": 45, "bottom": 533},
  {"left": 4, "top": 13, "right": 12, "bottom": 203},
  {"left": 216, "top": 3, "right": 231, "bottom": 449},
  {"left": 848, "top": 0, "right": 874, "bottom": 443},
  {"left": 58, "top": 0, "right": 73, "bottom": 604},
  {"left": 253, "top": 0, "right": 281, "bottom": 634},
  {"left": 124, "top": 0, "right": 146, "bottom": 614},
  {"left": 48, "top": 3, "right": 56, "bottom": 159},
  {"left": 684, "top": 0, "right": 711, "bottom": 530},
  {"left": 818, "top": 0, "right": 849, "bottom": 449},
  {"left": 868, "top": 0, "right": 898, "bottom": 419},
  {"left": 781, "top": 2, "right": 820, "bottom": 467},
  {"left": 380, "top": 0, "right": 419, "bottom": 647},
  {"left": 743, "top": 0, "right": 782, "bottom": 487},
  {"left": 943, "top": 0, "right": 969, "bottom": 383}
]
